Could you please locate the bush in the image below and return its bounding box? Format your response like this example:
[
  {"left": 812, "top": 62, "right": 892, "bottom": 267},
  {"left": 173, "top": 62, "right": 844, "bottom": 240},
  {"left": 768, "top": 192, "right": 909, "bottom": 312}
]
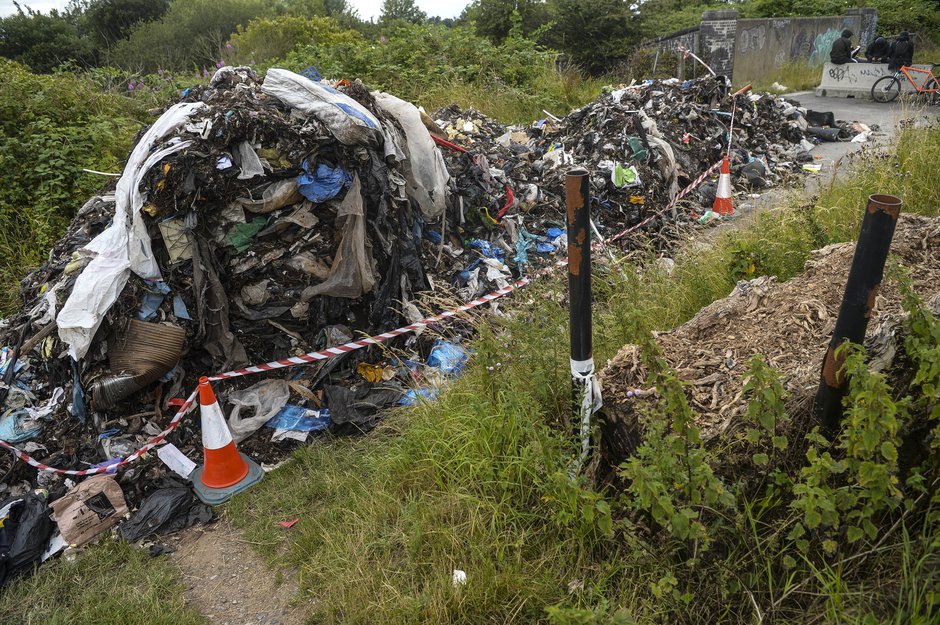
[
  {"left": 226, "top": 15, "right": 363, "bottom": 65},
  {"left": 0, "top": 59, "right": 149, "bottom": 312}
]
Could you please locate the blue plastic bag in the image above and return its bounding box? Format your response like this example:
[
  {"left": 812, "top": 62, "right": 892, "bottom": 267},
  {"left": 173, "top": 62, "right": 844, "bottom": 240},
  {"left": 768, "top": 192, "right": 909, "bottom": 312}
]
[
  {"left": 297, "top": 160, "right": 352, "bottom": 203},
  {"left": 427, "top": 340, "right": 470, "bottom": 376},
  {"left": 264, "top": 405, "right": 331, "bottom": 432},
  {"left": 399, "top": 387, "right": 439, "bottom": 406},
  {"left": 469, "top": 239, "right": 505, "bottom": 261},
  {"left": 0, "top": 410, "right": 42, "bottom": 443}
]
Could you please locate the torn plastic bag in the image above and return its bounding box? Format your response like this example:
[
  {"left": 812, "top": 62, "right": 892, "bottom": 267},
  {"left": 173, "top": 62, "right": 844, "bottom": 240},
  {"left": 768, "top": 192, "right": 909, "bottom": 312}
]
[
  {"left": 427, "top": 340, "right": 470, "bottom": 375},
  {"left": 264, "top": 404, "right": 331, "bottom": 432},
  {"left": 235, "top": 141, "right": 265, "bottom": 180},
  {"left": 0, "top": 492, "right": 54, "bottom": 588},
  {"left": 232, "top": 179, "right": 303, "bottom": 214},
  {"left": 0, "top": 409, "right": 43, "bottom": 443},
  {"left": 261, "top": 69, "right": 383, "bottom": 147},
  {"left": 227, "top": 379, "right": 290, "bottom": 443},
  {"left": 297, "top": 159, "right": 351, "bottom": 203},
  {"left": 374, "top": 92, "right": 450, "bottom": 220},
  {"left": 118, "top": 481, "right": 212, "bottom": 543},
  {"left": 301, "top": 174, "right": 377, "bottom": 300},
  {"left": 50, "top": 475, "right": 128, "bottom": 548},
  {"left": 57, "top": 102, "right": 206, "bottom": 360}
]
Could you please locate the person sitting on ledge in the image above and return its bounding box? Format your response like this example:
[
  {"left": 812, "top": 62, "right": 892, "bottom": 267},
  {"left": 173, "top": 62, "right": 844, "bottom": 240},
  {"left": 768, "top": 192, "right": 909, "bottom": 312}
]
[
  {"left": 865, "top": 35, "right": 891, "bottom": 62},
  {"left": 888, "top": 32, "right": 915, "bottom": 71},
  {"left": 830, "top": 29, "right": 859, "bottom": 64}
]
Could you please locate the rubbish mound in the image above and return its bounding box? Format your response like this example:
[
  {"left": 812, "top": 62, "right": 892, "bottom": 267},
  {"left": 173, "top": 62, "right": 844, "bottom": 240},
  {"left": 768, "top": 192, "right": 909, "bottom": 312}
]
[
  {"left": 0, "top": 69, "right": 836, "bottom": 576},
  {"left": 597, "top": 215, "right": 940, "bottom": 476},
  {"left": 432, "top": 76, "right": 820, "bottom": 250}
]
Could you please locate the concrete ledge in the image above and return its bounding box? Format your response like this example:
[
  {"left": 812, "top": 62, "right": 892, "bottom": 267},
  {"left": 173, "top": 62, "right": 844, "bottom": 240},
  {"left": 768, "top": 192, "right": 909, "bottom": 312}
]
[{"left": 815, "top": 62, "right": 934, "bottom": 99}]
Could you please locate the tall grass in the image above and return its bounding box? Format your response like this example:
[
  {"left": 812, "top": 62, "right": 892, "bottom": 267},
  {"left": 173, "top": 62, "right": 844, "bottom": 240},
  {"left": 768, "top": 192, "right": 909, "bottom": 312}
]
[{"left": 223, "top": 123, "right": 940, "bottom": 624}]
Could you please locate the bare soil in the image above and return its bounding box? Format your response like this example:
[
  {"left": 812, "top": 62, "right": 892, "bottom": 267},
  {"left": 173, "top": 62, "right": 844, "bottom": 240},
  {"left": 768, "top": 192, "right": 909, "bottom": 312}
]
[{"left": 168, "top": 518, "right": 312, "bottom": 625}]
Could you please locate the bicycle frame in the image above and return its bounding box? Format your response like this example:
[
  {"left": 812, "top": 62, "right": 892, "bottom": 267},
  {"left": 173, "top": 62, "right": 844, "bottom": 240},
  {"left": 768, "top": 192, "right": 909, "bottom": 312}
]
[{"left": 899, "top": 66, "right": 939, "bottom": 93}]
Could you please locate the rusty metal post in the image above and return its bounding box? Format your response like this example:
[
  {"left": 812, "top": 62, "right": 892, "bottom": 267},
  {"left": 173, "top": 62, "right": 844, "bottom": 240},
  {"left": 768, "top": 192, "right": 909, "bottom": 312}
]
[
  {"left": 814, "top": 194, "right": 902, "bottom": 435},
  {"left": 567, "top": 169, "right": 594, "bottom": 469}
]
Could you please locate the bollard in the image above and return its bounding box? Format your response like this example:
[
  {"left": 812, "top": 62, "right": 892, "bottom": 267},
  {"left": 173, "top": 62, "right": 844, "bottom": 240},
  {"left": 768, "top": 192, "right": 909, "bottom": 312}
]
[
  {"left": 814, "top": 194, "right": 902, "bottom": 435},
  {"left": 566, "top": 168, "right": 596, "bottom": 471}
]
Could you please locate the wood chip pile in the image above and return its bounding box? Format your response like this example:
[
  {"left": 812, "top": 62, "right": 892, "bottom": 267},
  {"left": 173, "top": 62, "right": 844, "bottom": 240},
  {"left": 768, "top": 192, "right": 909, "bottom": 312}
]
[{"left": 599, "top": 215, "right": 940, "bottom": 463}]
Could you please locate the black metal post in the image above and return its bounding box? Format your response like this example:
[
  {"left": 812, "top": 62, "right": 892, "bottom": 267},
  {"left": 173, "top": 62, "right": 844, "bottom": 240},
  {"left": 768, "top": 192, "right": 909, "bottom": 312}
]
[
  {"left": 567, "top": 168, "right": 592, "bottom": 443},
  {"left": 814, "top": 194, "right": 902, "bottom": 435}
]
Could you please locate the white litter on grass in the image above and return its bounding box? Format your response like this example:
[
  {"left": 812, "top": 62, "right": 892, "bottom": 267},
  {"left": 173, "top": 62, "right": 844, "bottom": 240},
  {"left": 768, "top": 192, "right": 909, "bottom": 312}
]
[{"left": 452, "top": 569, "right": 467, "bottom": 586}]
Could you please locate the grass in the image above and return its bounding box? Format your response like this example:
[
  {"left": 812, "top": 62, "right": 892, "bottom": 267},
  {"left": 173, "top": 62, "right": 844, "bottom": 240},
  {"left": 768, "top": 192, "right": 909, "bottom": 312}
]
[
  {"left": 414, "top": 66, "right": 606, "bottom": 124},
  {"left": 0, "top": 540, "right": 206, "bottom": 625},
  {"left": 2, "top": 86, "right": 939, "bottom": 625},
  {"left": 222, "top": 121, "right": 940, "bottom": 624},
  {"left": 748, "top": 60, "right": 824, "bottom": 93}
]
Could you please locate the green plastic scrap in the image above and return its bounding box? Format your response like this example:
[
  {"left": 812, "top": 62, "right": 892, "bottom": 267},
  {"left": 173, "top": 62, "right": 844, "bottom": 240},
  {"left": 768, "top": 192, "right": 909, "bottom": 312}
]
[
  {"left": 225, "top": 217, "right": 268, "bottom": 252},
  {"left": 612, "top": 163, "right": 638, "bottom": 188},
  {"left": 627, "top": 136, "right": 648, "bottom": 162}
]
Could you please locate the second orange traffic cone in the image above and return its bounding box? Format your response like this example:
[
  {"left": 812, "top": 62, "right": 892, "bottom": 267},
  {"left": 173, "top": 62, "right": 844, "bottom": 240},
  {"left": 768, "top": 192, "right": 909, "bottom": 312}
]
[
  {"left": 713, "top": 156, "right": 734, "bottom": 216},
  {"left": 190, "top": 376, "right": 263, "bottom": 505}
]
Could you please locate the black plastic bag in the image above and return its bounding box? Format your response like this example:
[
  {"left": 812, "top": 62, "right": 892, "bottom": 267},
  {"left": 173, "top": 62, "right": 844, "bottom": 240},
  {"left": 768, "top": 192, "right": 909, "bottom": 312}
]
[
  {"left": 0, "top": 492, "right": 54, "bottom": 588},
  {"left": 118, "top": 482, "right": 212, "bottom": 543}
]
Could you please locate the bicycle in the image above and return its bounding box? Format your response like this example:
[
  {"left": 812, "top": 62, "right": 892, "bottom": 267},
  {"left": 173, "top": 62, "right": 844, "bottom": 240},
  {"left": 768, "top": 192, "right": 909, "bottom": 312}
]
[{"left": 871, "top": 64, "right": 939, "bottom": 103}]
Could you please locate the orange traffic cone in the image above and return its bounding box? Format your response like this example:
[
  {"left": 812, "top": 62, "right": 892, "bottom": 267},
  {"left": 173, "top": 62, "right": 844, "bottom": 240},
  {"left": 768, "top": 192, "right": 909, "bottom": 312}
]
[
  {"left": 713, "top": 156, "right": 734, "bottom": 216},
  {"left": 190, "top": 376, "right": 263, "bottom": 505}
]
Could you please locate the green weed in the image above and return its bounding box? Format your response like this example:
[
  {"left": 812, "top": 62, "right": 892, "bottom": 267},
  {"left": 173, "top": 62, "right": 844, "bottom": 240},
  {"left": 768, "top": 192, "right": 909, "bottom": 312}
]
[{"left": 0, "top": 540, "right": 205, "bottom": 625}]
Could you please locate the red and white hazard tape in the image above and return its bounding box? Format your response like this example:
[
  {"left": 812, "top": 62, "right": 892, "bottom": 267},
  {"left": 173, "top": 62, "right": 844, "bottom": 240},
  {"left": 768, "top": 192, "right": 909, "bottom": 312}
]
[
  {"left": 207, "top": 278, "right": 530, "bottom": 382},
  {"left": 607, "top": 159, "right": 723, "bottom": 244},
  {"left": 0, "top": 156, "right": 723, "bottom": 476},
  {"left": 0, "top": 389, "right": 199, "bottom": 476},
  {"left": 0, "top": 279, "right": 530, "bottom": 475}
]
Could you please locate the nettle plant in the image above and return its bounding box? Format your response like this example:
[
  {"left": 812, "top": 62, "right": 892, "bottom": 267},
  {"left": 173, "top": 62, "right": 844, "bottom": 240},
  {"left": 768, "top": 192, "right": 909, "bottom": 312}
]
[{"left": 618, "top": 338, "right": 735, "bottom": 547}]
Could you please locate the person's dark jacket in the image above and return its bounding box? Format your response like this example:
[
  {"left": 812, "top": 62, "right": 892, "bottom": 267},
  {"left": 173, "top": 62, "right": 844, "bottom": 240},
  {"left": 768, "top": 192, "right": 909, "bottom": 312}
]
[
  {"left": 889, "top": 35, "right": 914, "bottom": 71},
  {"left": 830, "top": 35, "right": 854, "bottom": 64},
  {"left": 865, "top": 37, "right": 890, "bottom": 61}
]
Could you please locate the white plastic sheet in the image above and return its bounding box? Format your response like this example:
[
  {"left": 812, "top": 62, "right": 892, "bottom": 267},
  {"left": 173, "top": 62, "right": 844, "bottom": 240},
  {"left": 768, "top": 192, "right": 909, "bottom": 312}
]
[
  {"left": 261, "top": 69, "right": 383, "bottom": 147},
  {"left": 57, "top": 102, "right": 206, "bottom": 360},
  {"left": 374, "top": 92, "right": 450, "bottom": 220}
]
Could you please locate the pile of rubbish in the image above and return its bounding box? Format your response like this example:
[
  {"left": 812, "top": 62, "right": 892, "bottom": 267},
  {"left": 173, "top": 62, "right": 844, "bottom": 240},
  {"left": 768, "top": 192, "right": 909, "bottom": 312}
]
[
  {"left": 0, "top": 68, "right": 830, "bottom": 581},
  {"left": 431, "top": 76, "right": 824, "bottom": 249}
]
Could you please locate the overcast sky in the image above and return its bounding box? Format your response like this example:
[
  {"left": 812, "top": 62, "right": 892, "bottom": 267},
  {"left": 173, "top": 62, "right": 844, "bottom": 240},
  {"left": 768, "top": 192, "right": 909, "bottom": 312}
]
[{"left": 0, "top": 0, "right": 470, "bottom": 21}]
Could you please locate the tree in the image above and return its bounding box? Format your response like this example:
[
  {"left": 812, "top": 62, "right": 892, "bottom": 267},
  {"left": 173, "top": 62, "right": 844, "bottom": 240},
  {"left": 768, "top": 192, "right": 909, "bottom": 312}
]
[
  {"left": 109, "top": 0, "right": 273, "bottom": 71},
  {"left": 544, "top": 0, "right": 637, "bottom": 74},
  {"left": 469, "top": 0, "right": 550, "bottom": 43},
  {"left": 379, "top": 0, "right": 426, "bottom": 24},
  {"left": 0, "top": 3, "right": 96, "bottom": 72},
  {"left": 82, "top": 0, "right": 171, "bottom": 47}
]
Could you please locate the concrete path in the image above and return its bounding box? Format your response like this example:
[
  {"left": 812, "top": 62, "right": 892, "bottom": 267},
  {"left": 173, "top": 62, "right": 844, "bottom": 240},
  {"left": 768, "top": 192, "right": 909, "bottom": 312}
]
[{"left": 783, "top": 91, "right": 938, "bottom": 173}]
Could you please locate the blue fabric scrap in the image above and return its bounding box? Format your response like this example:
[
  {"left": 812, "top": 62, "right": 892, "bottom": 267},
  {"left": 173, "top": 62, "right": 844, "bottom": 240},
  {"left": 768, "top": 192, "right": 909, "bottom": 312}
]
[
  {"left": 172, "top": 295, "right": 192, "bottom": 321},
  {"left": 297, "top": 160, "right": 352, "bottom": 203}
]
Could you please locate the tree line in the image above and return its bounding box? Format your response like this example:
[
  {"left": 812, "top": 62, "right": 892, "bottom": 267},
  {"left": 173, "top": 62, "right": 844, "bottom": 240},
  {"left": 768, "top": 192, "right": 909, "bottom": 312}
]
[{"left": 1, "top": 0, "right": 937, "bottom": 75}]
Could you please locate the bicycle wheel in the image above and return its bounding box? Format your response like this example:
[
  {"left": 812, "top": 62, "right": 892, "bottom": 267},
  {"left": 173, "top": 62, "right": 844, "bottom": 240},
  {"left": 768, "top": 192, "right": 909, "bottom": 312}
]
[
  {"left": 871, "top": 76, "right": 901, "bottom": 103},
  {"left": 925, "top": 78, "right": 939, "bottom": 105}
]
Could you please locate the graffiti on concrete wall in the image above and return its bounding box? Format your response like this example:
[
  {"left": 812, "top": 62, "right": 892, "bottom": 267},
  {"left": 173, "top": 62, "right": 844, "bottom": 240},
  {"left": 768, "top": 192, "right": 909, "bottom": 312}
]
[
  {"left": 737, "top": 24, "right": 767, "bottom": 54},
  {"left": 826, "top": 63, "right": 887, "bottom": 84},
  {"left": 791, "top": 30, "right": 812, "bottom": 58},
  {"left": 809, "top": 28, "right": 841, "bottom": 66}
]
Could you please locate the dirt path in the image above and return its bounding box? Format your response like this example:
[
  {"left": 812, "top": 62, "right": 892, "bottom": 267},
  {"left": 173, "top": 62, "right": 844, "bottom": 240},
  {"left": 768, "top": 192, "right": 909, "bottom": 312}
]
[{"left": 168, "top": 519, "right": 312, "bottom": 625}]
